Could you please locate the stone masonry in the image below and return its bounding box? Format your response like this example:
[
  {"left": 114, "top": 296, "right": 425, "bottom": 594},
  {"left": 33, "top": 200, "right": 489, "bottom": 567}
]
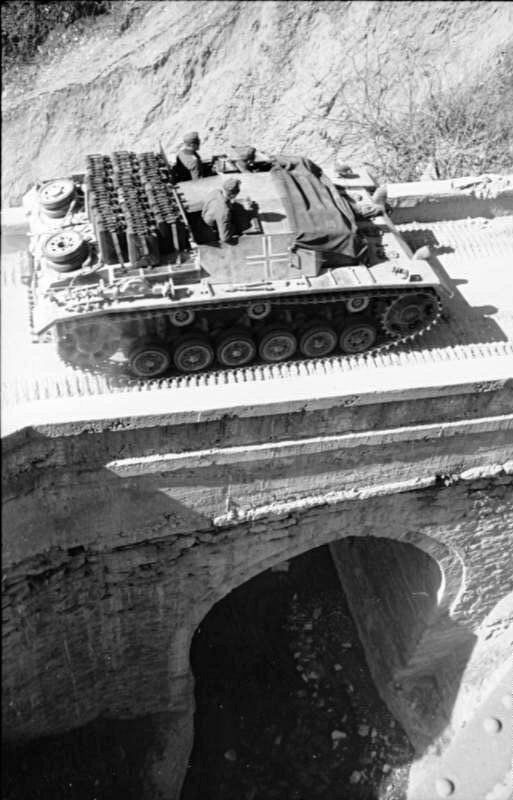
[{"left": 3, "top": 379, "right": 513, "bottom": 799}]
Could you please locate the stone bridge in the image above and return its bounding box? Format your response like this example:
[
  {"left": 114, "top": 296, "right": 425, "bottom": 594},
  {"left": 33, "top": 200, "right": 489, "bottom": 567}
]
[{"left": 2, "top": 177, "right": 513, "bottom": 799}]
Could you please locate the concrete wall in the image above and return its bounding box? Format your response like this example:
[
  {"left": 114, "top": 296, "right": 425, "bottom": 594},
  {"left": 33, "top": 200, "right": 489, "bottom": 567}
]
[{"left": 3, "top": 386, "right": 513, "bottom": 798}]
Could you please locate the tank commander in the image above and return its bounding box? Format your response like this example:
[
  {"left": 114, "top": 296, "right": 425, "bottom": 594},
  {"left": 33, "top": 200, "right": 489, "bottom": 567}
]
[
  {"left": 212, "top": 145, "right": 271, "bottom": 174},
  {"left": 173, "top": 131, "right": 204, "bottom": 181},
  {"left": 201, "top": 176, "right": 243, "bottom": 244},
  {"left": 230, "top": 145, "right": 257, "bottom": 172},
  {"left": 335, "top": 161, "right": 387, "bottom": 218},
  {"left": 349, "top": 195, "right": 385, "bottom": 219}
]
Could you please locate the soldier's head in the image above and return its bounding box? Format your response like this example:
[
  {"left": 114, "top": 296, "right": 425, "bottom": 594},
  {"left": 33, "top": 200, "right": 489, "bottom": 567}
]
[
  {"left": 234, "top": 145, "right": 257, "bottom": 168},
  {"left": 222, "top": 177, "right": 241, "bottom": 199},
  {"left": 183, "top": 131, "right": 200, "bottom": 152},
  {"left": 335, "top": 160, "right": 357, "bottom": 179}
]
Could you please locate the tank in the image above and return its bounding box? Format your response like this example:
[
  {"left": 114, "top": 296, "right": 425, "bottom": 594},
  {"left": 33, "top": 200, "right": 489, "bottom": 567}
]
[{"left": 23, "top": 149, "right": 449, "bottom": 379}]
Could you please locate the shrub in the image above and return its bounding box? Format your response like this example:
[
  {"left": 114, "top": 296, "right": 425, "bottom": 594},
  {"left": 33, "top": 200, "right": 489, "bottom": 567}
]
[
  {"left": 1, "top": 0, "right": 112, "bottom": 68},
  {"left": 323, "top": 41, "right": 513, "bottom": 182}
]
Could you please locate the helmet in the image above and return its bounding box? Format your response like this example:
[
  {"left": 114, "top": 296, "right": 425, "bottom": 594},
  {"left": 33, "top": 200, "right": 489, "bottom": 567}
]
[
  {"left": 223, "top": 177, "right": 241, "bottom": 197},
  {"left": 183, "top": 131, "right": 200, "bottom": 146},
  {"left": 335, "top": 161, "right": 358, "bottom": 178},
  {"left": 238, "top": 146, "right": 257, "bottom": 162}
]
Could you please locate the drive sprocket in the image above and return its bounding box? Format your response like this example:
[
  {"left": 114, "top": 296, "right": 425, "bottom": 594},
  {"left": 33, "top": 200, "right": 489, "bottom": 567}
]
[{"left": 381, "top": 291, "right": 442, "bottom": 339}]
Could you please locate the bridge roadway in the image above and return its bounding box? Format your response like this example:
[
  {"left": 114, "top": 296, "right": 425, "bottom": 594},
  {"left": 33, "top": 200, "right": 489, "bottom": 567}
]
[
  {"left": 2, "top": 183, "right": 513, "bottom": 800},
  {"left": 2, "top": 212, "right": 513, "bottom": 433}
]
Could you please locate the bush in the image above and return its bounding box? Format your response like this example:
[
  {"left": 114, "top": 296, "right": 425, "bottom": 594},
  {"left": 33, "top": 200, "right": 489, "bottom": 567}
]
[
  {"left": 1, "top": 0, "right": 112, "bottom": 67},
  {"left": 323, "top": 41, "right": 513, "bottom": 182}
]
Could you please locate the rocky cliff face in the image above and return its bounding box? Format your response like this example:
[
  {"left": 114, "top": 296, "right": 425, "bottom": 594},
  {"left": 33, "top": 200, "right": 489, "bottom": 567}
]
[{"left": 2, "top": 0, "right": 512, "bottom": 204}]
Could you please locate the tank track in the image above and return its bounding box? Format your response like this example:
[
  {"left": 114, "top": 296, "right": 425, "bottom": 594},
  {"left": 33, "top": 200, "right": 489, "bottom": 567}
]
[{"left": 51, "top": 286, "right": 443, "bottom": 376}]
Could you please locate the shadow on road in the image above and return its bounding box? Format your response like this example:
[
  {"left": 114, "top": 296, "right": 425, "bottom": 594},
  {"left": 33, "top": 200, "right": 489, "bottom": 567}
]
[{"left": 398, "top": 227, "right": 508, "bottom": 347}]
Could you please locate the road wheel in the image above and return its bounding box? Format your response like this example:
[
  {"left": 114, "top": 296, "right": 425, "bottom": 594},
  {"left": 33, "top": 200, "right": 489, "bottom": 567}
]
[
  {"left": 299, "top": 324, "right": 337, "bottom": 358},
  {"left": 258, "top": 328, "right": 297, "bottom": 363},
  {"left": 216, "top": 328, "right": 256, "bottom": 367},
  {"left": 173, "top": 334, "right": 214, "bottom": 373},
  {"left": 339, "top": 321, "right": 377, "bottom": 354},
  {"left": 128, "top": 340, "right": 171, "bottom": 378}
]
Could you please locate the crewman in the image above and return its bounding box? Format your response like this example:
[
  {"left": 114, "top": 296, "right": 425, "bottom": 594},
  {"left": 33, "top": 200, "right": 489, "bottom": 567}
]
[
  {"left": 201, "top": 177, "right": 242, "bottom": 244},
  {"left": 230, "top": 145, "right": 257, "bottom": 172},
  {"left": 334, "top": 160, "right": 387, "bottom": 218},
  {"left": 211, "top": 145, "right": 258, "bottom": 174},
  {"left": 173, "top": 131, "right": 204, "bottom": 181}
]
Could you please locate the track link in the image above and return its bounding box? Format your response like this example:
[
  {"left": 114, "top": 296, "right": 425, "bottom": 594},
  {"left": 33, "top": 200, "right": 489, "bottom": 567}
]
[{"left": 5, "top": 339, "right": 513, "bottom": 407}]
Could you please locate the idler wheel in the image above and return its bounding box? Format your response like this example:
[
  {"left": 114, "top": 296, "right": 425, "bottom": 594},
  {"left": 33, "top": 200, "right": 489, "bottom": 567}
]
[
  {"left": 299, "top": 324, "right": 337, "bottom": 358},
  {"left": 57, "top": 334, "right": 80, "bottom": 363},
  {"left": 339, "top": 321, "right": 377, "bottom": 354},
  {"left": 128, "top": 340, "right": 171, "bottom": 378},
  {"left": 382, "top": 292, "right": 440, "bottom": 338},
  {"left": 173, "top": 334, "right": 214, "bottom": 373},
  {"left": 258, "top": 328, "right": 297, "bottom": 363},
  {"left": 216, "top": 328, "right": 256, "bottom": 367},
  {"left": 73, "top": 320, "right": 121, "bottom": 357},
  {"left": 56, "top": 334, "right": 97, "bottom": 369},
  {"left": 74, "top": 322, "right": 103, "bottom": 354},
  {"left": 42, "top": 230, "right": 88, "bottom": 269}
]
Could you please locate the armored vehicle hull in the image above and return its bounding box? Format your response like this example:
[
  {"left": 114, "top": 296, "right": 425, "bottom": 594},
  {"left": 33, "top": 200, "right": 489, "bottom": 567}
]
[{"left": 23, "top": 151, "right": 448, "bottom": 379}]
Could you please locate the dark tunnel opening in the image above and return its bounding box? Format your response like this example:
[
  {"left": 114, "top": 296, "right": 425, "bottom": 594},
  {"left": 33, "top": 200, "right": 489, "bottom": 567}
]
[{"left": 181, "top": 543, "right": 421, "bottom": 800}]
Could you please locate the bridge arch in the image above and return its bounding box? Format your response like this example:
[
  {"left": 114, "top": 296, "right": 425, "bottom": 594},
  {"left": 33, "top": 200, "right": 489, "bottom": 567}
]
[
  {"left": 187, "top": 510, "right": 464, "bottom": 629},
  {"left": 175, "top": 519, "right": 472, "bottom": 790}
]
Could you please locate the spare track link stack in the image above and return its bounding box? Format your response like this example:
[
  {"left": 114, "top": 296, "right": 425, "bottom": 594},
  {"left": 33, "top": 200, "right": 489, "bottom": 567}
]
[{"left": 86, "top": 150, "right": 184, "bottom": 268}]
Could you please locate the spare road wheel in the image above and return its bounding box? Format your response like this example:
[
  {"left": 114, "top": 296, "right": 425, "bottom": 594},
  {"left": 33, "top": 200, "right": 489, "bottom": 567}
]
[
  {"left": 42, "top": 230, "right": 88, "bottom": 272},
  {"left": 38, "top": 179, "right": 75, "bottom": 216}
]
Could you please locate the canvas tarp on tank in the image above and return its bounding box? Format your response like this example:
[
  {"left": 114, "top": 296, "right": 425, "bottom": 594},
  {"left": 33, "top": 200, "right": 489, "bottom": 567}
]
[{"left": 270, "top": 157, "right": 358, "bottom": 258}]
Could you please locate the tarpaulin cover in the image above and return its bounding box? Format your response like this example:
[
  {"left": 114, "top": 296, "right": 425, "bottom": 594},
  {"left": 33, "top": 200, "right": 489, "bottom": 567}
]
[{"left": 270, "top": 157, "right": 358, "bottom": 258}]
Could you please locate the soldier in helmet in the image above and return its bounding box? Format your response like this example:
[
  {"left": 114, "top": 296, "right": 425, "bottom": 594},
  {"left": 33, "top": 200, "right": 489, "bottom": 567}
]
[
  {"left": 201, "top": 177, "right": 243, "bottom": 244},
  {"left": 231, "top": 145, "right": 258, "bottom": 172},
  {"left": 173, "top": 131, "right": 204, "bottom": 181},
  {"left": 334, "top": 159, "right": 387, "bottom": 218},
  {"left": 211, "top": 145, "right": 258, "bottom": 175}
]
